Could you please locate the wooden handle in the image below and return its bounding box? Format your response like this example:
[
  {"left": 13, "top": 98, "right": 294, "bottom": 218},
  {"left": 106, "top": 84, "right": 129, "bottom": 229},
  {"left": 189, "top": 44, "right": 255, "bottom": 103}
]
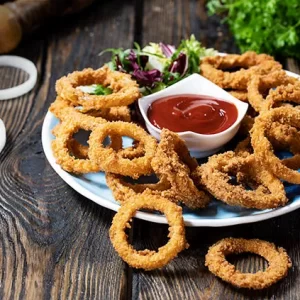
[
  {"left": 0, "top": 5, "right": 22, "bottom": 53},
  {"left": 0, "top": 0, "right": 96, "bottom": 53}
]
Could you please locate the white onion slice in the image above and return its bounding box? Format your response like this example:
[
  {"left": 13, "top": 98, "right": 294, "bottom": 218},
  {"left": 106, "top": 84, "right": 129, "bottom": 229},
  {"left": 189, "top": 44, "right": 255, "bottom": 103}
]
[
  {"left": 0, "top": 119, "right": 6, "bottom": 153},
  {"left": 0, "top": 55, "right": 37, "bottom": 100}
]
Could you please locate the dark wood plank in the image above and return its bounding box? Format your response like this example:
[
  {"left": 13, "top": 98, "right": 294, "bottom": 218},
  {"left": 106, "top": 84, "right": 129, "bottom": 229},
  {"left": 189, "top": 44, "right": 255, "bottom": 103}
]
[
  {"left": 132, "top": 1, "right": 300, "bottom": 299},
  {"left": 0, "top": 1, "right": 135, "bottom": 299}
]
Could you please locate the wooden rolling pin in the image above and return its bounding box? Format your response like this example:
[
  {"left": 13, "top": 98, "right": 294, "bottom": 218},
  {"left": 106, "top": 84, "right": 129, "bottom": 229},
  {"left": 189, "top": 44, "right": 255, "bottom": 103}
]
[{"left": 0, "top": 0, "right": 95, "bottom": 54}]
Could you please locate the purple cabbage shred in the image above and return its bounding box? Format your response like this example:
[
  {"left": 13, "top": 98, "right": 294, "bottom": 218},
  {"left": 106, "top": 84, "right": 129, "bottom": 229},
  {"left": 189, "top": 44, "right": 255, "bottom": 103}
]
[
  {"left": 159, "top": 43, "right": 176, "bottom": 58},
  {"left": 132, "top": 69, "right": 162, "bottom": 88},
  {"left": 168, "top": 52, "right": 188, "bottom": 76}
]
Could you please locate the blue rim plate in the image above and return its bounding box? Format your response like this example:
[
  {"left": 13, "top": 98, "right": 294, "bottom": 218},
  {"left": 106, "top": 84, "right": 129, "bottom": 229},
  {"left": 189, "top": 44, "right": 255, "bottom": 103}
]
[{"left": 41, "top": 71, "right": 300, "bottom": 227}]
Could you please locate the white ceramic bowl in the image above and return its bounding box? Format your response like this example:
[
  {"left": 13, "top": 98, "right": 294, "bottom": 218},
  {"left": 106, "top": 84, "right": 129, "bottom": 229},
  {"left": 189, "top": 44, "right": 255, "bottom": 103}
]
[{"left": 138, "top": 74, "right": 248, "bottom": 158}]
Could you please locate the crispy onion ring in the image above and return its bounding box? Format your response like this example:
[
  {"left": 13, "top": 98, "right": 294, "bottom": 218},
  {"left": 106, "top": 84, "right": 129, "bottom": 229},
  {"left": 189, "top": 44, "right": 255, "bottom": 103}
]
[
  {"left": 52, "top": 119, "right": 122, "bottom": 173},
  {"left": 201, "top": 52, "right": 281, "bottom": 90},
  {"left": 205, "top": 238, "right": 291, "bottom": 289},
  {"left": 56, "top": 66, "right": 140, "bottom": 110},
  {"left": 81, "top": 106, "right": 131, "bottom": 122},
  {"left": 50, "top": 96, "right": 131, "bottom": 122},
  {"left": 106, "top": 173, "right": 171, "bottom": 205},
  {"left": 262, "top": 81, "right": 300, "bottom": 111},
  {"left": 251, "top": 107, "right": 300, "bottom": 184},
  {"left": 89, "top": 122, "right": 157, "bottom": 178},
  {"left": 49, "top": 97, "right": 109, "bottom": 123},
  {"left": 151, "top": 129, "right": 210, "bottom": 209},
  {"left": 109, "top": 195, "right": 188, "bottom": 270},
  {"left": 238, "top": 114, "right": 255, "bottom": 136},
  {"left": 266, "top": 81, "right": 300, "bottom": 103},
  {"left": 268, "top": 122, "right": 300, "bottom": 154},
  {"left": 67, "top": 138, "right": 89, "bottom": 159},
  {"left": 120, "top": 141, "right": 145, "bottom": 159},
  {"left": 198, "top": 151, "right": 287, "bottom": 209},
  {"left": 51, "top": 99, "right": 141, "bottom": 161},
  {"left": 248, "top": 72, "right": 296, "bottom": 112},
  {"left": 228, "top": 90, "right": 248, "bottom": 102}
]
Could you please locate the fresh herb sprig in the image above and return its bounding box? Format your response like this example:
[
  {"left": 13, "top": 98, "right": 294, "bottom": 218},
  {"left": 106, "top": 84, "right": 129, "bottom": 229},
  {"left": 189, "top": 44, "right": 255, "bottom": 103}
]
[
  {"left": 77, "top": 84, "right": 112, "bottom": 95},
  {"left": 207, "top": 0, "right": 300, "bottom": 59}
]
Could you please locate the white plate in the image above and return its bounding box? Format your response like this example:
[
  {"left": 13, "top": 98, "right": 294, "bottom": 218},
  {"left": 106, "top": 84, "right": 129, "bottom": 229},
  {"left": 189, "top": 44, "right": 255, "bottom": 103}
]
[{"left": 42, "top": 71, "right": 300, "bottom": 227}]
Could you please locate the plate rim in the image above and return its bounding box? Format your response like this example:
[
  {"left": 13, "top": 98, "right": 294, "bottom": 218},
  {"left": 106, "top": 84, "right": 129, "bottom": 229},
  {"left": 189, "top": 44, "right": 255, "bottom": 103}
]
[{"left": 42, "top": 70, "right": 300, "bottom": 227}]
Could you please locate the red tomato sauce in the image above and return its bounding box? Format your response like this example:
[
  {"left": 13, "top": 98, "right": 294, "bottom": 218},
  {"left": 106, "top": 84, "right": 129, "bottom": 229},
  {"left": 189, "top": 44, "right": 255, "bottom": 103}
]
[{"left": 147, "top": 94, "right": 238, "bottom": 134}]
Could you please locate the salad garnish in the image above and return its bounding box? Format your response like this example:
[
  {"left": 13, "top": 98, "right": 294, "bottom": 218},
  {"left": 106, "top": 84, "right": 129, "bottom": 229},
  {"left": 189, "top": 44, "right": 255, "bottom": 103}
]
[{"left": 100, "top": 35, "right": 217, "bottom": 95}]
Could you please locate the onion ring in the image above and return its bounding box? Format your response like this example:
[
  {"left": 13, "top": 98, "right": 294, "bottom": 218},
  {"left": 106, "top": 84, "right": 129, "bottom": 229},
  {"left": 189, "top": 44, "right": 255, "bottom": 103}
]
[
  {"left": 248, "top": 72, "right": 296, "bottom": 112},
  {"left": 50, "top": 96, "right": 131, "bottom": 123},
  {"left": 67, "top": 138, "right": 89, "bottom": 159},
  {"left": 262, "top": 81, "right": 300, "bottom": 111},
  {"left": 151, "top": 129, "right": 210, "bottom": 209},
  {"left": 201, "top": 52, "right": 281, "bottom": 90},
  {"left": 109, "top": 194, "right": 188, "bottom": 270},
  {"left": 56, "top": 66, "right": 140, "bottom": 110},
  {"left": 228, "top": 90, "right": 248, "bottom": 102},
  {"left": 238, "top": 115, "right": 255, "bottom": 136},
  {"left": 0, "top": 118, "right": 6, "bottom": 153},
  {"left": 198, "top": 151, "right": 287, "bottom": 209},
  {"left": 251, "top": 107, "right": 300, "bottom": 184},
  {"left": 0, "top": 55, "right": 37, "bottom": 100},
  {"left": 52, "top": 119, "right": 122, "bottom": 174},
  {"left": 205, "top": 238, "right": 292, "bottom": 289},
  {"left": 106, "top": 173, "right": 171, "bottom": 205},
  {"left": 88, "top": 122, "right": 157, "bottom": 178},
  {"left": 99, "top": 106, "right": 131, "bottom": 122}
]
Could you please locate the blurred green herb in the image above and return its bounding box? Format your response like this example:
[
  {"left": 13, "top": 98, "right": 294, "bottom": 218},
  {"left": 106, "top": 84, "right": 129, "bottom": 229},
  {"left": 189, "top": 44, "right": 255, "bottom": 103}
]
[
  {"left": 207, "top": 0, "right": 300, "bottom": 59},
  {"left": 93, "top": 84, "right": 112, "bottom": 95}
]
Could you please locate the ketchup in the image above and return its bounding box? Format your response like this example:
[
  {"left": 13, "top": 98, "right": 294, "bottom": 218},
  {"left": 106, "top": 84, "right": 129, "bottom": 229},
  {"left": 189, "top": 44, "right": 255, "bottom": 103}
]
[{"left": 147, "top": 94, "right": 238, "bottom": 134}]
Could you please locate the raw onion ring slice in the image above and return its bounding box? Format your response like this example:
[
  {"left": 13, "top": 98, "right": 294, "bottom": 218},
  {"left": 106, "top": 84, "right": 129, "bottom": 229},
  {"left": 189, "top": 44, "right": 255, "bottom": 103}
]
[{"left": 0, "top": 55, "right": 37, "bottom": 100}]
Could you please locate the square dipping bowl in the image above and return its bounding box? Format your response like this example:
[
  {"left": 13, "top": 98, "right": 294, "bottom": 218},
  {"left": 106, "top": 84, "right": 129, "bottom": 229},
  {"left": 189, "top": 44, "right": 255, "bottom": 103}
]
[{"left": 138, "top": 74, "right": 248, "bottom": 158}]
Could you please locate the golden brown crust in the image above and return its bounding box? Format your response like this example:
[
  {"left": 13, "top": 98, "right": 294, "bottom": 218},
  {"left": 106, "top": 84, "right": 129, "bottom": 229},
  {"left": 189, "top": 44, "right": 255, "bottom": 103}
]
[
  {"left": 88, "top": 121, "right": 157, "bottom": 179},
  {"left": 248, "top": 72, "right": 297, "bottom": 112},
  {"left": 198, "top": 151, "right": 287, "bottom": 209},
  {"left": 56, "top": 66, "right": 140, "bottom": 110},
  {"left": 105, "top": 173, "right": 171, "bottom": 205},
  {"left": 201, "top": 52, "right": 281, "bottom": 90},
  {"left": 109, "top": 195, "right": 188, "bottom": 270},
  {"left": 251, "top": 107, "right": 300, "bottom": 184},
  {"left": 151, "top": 129, "right": 210, "bottom": 209},
  {"left": 205, "top": 238, "right": 291, "bottom": 289},
  {"left": 51, "top": 118, "right": 122, "bottom": 173}
]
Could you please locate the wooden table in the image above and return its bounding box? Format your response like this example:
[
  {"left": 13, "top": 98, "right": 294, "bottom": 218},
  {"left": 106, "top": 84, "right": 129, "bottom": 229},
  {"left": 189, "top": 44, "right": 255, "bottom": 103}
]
[{"left": 0, "top": 1, "right": 300, "bottom": 299}]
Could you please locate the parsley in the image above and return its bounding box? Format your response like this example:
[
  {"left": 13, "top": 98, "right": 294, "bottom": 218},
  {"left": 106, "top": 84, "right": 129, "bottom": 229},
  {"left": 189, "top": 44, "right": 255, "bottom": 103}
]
[
  {"left": 93, "top": 84, "right": 112, "bottom": 95},
  {"left": 207, "top": 0, "right": 300, "bottom": 59},
  {"left": 78, "top": 84, "right": 112, "bottom": 95}
]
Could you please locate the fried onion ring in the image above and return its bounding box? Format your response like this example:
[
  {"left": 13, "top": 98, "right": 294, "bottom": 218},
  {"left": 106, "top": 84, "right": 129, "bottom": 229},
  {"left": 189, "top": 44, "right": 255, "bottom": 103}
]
[
  {"left": 201, "top": 52, "right": 281, "bottom": 90},
  {"left": 262, "top": 81, "right": 300, "bottom": 111},
  {"left": 109, "top": 194, "right": 188, "bottom": 270},
  {"left": 88, "top": 122, "right": 157, "bottom": 178},
  {"left": 198, "top": 151, "right": 287, "bottom": 209},
  {"left": 83, "top": 106, "right": 131, "bottom": 122},
  {"left": 228, "top": 90, "right": 248, "bottom": 102},
  {"left": 248, "top": 72, "right": 296, "bottom": 112},
  {"left": 205, "top": 238, "right": 291, "bottom": 289},
  {"left": 52, "top": 119, "right": 122, "bottom": 174},
  {"left": 106, "top": 173, "right": 171, "bottom": 205},
  {"left": 251, "top": 107, "right": 300, "bottom": 184},
  {"left": 151, "top": 129, "right": 210, "bottom": 209},
  {"left": 56, "top": 66, "right": 140, "bottom": 110}
]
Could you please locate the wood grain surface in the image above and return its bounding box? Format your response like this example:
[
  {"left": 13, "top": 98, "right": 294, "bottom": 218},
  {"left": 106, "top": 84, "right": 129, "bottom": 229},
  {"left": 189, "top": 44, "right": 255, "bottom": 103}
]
[{"left": 0, "top": 0, "right": 300, "bottom": 299}]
